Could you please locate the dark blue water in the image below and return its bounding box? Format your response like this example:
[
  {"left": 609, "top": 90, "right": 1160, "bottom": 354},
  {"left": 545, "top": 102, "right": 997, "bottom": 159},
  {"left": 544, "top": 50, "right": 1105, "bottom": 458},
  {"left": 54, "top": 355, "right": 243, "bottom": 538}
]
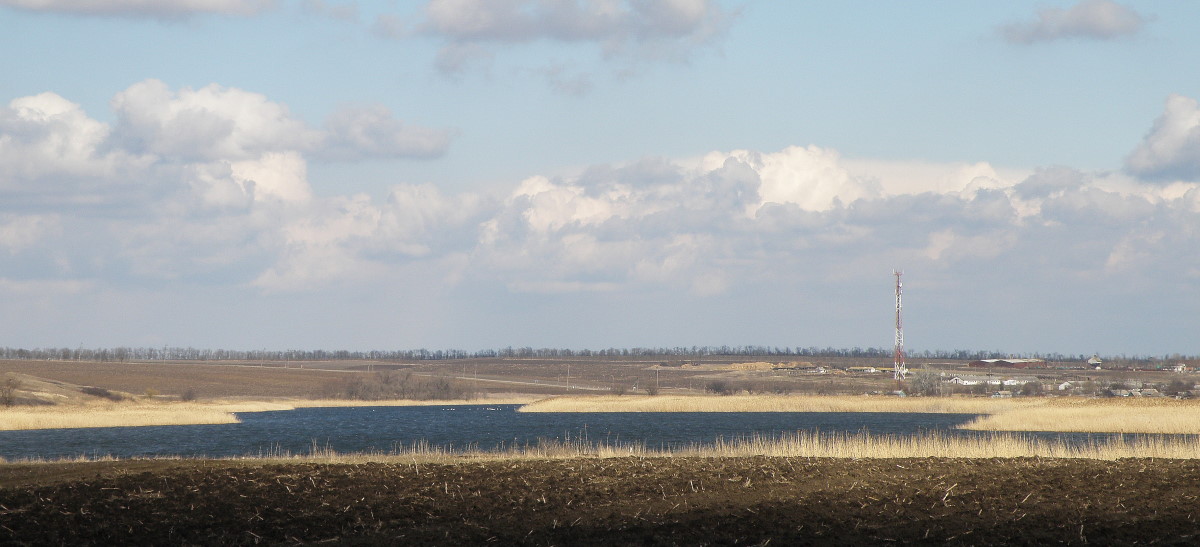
[{"left": 0, "top": 405, "right": 986, "bottom": 460}]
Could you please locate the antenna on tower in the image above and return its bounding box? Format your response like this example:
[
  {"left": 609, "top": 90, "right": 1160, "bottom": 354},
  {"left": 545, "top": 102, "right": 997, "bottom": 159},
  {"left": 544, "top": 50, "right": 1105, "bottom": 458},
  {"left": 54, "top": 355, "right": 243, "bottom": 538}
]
[{"left": 893, "top": 270, "right": 907, "bottom": 382}]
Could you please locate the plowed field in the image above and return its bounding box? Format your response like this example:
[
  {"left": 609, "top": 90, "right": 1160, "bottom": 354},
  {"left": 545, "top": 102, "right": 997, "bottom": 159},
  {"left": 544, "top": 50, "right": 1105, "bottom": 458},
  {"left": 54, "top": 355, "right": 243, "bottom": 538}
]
[{"left": 2, "top": 457, "right": 1198, "bottom": 545}]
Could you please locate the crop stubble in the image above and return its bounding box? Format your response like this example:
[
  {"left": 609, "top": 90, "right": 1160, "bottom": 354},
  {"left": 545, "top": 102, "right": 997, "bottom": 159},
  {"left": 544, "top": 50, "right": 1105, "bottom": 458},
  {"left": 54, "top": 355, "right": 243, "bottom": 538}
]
[{"left": 1, "top": 457, "right": 1198, "bottom": 545}]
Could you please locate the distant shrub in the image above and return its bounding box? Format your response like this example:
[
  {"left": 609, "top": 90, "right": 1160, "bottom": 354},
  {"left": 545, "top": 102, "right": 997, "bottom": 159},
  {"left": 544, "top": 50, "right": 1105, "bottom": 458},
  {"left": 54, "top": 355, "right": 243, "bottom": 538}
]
[
  {"left": 705, "top": 380, "right": 736, "bottom": 396},
  {"left": 645, "top": 384, "right": 660, "bottom": 396},
  {"left": 81, "top": 386, "right": 123, "bottom": 401},
  {"left": 324, "top": 372, "right": 475, "bottom": 401},
  {"left": 180, "top": 388, "right": 198, "bottom": 402},
  {"left": 1, "top": 378, "right": 20, "bottom": 406}
]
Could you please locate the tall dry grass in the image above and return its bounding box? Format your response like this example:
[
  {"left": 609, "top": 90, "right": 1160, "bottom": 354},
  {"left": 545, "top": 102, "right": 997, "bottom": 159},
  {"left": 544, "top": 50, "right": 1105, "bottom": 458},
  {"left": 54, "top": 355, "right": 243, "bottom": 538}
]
[
  {"left": 960, "top": 397, "right": 1200, "bottom": 433},
  {"left": 521, "top": 394, "right": 1200, "bottom": 434},
  {"left": 518, "top": 394, "right": 1037, "bottom": 414},
  {"left": 0, "top": 401, "right": 291, "bottom": 431},
  {"left": 0, "top": 396, "right": 540, "bottom": 431},
  {"left": 246, "top": 430, "right": 1200, "bottom": 464}
]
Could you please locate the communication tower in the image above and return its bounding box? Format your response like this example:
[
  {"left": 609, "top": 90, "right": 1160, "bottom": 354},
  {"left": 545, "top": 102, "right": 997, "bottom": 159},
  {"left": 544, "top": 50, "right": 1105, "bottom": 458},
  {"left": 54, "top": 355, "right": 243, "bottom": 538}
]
[{"left": 893, "top": 270, "right": 907, "bottom": 381}]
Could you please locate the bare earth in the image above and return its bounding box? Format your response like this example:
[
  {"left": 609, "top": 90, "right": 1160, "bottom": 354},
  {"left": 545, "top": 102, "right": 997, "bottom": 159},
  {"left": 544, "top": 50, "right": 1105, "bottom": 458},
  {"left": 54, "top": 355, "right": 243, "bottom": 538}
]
[{"left": 1, "top": 457, "right": 1197, "bottom": 545}]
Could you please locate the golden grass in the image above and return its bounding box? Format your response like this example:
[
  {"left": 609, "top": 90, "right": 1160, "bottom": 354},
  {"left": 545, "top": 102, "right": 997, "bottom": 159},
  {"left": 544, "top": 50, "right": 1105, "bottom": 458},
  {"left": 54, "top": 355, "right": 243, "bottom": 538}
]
[
  {"left": 520, "top": 394, "right": 1200, "bottom": 434},
  {"left": 243, "top": 430, "right": 1200, "bottom": 463},
  {"left": 0, "top": 396, "right": 540, "bottom": 431},
  {"left": 0, "top": 401, "right": 287, "bottom": 431},
  {"left": 518, "top": 394, "right": 1038, "bottom": 414},
  {"left": 959, "top": 397, "right": 1200, "bottom": 434}
]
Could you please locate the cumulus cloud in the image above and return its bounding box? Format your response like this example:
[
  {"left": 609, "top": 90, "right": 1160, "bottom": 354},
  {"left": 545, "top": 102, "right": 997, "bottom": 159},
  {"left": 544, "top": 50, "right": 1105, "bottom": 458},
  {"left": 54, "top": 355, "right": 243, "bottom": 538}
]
[
  {"left": 406, "top": 0, "right": 735, "bottom": 79},
  {"left": 1001, "top": 0, "right": 1145, "bottom": 44},
  {"left": 319, "top": 105, "right": 454, "bottom": 161},
  {"left": 0, "top": 92, "right": 147, "bottom": 185},
  {"left": 1125, "top": 94, "right": 1200, "bottom": 182},
  {"left": 0, "top": 0, "right": 275, "bottom": 17},
  {"left": 109, "top": 80, "right": 318, "bottom": 163},
  {"left": 105, "top": 80, "right": 451, "bottom": 164},
  {"left": 0, "top": 82, "right": 464, "bottom": 292},
  {"left": 7, "top": 80, "right": 1200, "bottom": 332}
]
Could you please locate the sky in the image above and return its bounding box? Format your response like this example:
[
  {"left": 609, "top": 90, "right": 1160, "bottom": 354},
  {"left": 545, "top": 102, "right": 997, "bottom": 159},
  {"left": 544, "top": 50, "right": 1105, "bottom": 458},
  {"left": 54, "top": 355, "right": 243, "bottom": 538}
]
[{"left": 2, "top": 0, "right": 1200, "bottom": 356}]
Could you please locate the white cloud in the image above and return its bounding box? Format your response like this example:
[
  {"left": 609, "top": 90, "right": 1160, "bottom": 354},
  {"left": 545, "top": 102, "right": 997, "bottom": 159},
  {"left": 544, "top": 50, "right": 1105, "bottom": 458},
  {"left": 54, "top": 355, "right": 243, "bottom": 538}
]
[
  {"left": 0, "top": 92, "right": 146, "bottom": 185},
  {"left": 0, "top": 214, "right": 59, "bottom": 252},
  {"left": 110, "top": 79, "right": 318, "bottom": 162},
  {"left": 1125, "top": 94, "right": 1200, "bottom": 182},
  {"left": 319, "top": 105, "right": 454, "bottom": 161},
  {"left": 704, "top": 145, "right": 881, "bottom": 213},
  {"left": 1001, "top": 0, "right": 1146, "bottom": 44},
  {"left": 0, "top": 0, "right": 275, "bottom": 17},
  {"left": 409, "top": 0, "right": 735, "bottom": 80}
]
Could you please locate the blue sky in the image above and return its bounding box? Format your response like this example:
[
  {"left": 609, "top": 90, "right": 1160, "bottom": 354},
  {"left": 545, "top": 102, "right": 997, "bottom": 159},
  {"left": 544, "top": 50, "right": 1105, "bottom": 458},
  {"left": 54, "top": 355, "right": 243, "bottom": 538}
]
[{"left": 3, "top": 0, "right": 1200, "bottom": 355}]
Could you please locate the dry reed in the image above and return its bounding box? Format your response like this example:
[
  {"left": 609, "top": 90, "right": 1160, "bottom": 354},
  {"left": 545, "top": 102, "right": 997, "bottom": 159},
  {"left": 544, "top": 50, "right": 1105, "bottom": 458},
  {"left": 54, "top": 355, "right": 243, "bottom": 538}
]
[
  {"left": 518, "top": 394, "right": 1037, "bottom": 414},
  {"left": 0, "top": 396, "right": 539, "bottom": 431},
  {"left": 243, "top": 430, "right": 1200, "bottom": 464},
  {"left": 520, "top": 395, "right": 1200, "bottom": 434}
]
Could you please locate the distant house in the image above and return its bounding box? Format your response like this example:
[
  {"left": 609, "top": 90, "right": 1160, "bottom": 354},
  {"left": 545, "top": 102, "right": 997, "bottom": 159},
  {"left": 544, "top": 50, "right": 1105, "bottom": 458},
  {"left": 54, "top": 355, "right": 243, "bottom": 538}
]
[
  {"left": 1171, "top": 364, "right": 1189, "bottom": 373},
  {"left": 991, "top": 391, "right": 1013, "bottom": 398},
  {"left": 847, "top": 367, "right": 879, "bottom": 374},
  {"left": 947, "top": 375, "right": 1038, "bottom": 387},
  {"left": 1087, "top": 355, "right": 1103, "bottom": 369},
  {"left": 947, "top": 375, "right": 998, "bottom": 386},
  {"left": 967, "top": 359, "right": 1045, "bottom": 369}
]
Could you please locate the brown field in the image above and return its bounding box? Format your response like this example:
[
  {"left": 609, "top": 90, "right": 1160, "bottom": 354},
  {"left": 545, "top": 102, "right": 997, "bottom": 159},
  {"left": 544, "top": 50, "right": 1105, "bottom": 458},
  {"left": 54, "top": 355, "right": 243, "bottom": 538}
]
[{"left": 2, "top": 456, "right": 1199, "bottom": 545}]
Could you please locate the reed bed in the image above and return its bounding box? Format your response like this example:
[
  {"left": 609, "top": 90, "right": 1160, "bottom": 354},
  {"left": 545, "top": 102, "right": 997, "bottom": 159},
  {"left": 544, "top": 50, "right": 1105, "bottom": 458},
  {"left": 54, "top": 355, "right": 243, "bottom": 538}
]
[
  {"left": 0, "top": 396, "right": 537, "bottom": 431},
  {"left": 243, "top": 430, "right": 1200, "bottom": 464},
  {"left": 0, "top": 401, "right": 294, "bottom": 431},
  {"left": 961, "top": 399, "right": 1200, "bottom": 433},
  {"left": 521, "top": 395, "right": 1200, "bottom": 434},
  {"left": 518, "top": 394, "right": 1039, "bottom": 414}
]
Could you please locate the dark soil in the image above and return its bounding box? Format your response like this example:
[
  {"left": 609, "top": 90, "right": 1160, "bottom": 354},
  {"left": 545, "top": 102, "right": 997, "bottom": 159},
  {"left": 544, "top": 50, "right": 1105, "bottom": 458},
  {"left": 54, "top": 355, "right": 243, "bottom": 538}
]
[{"left": 2, "top": 457, "right": 1199, "bottom": 545}]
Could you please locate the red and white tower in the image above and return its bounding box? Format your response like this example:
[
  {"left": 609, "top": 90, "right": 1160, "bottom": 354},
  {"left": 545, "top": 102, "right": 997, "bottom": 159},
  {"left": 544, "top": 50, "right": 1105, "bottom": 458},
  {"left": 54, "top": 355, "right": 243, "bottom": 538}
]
[{"left": 893, "top": 270, "right": 907, "bottom": 381}]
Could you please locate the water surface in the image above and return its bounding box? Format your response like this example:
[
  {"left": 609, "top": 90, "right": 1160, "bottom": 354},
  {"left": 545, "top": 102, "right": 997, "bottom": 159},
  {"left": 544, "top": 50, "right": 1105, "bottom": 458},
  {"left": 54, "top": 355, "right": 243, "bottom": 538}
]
[{"left": 0, "top": 405, "right": 980, "bottom": 460}]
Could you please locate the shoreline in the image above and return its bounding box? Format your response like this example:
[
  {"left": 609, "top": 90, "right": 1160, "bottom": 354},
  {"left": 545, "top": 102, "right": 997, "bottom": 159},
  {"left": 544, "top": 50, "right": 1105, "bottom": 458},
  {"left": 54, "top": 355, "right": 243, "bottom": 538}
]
[
  {"left": 0, "top": 396, "right": 541, "bottom": 431},
  {"left": 7, "top": 393, "right": 1200, "bottom": 434}
]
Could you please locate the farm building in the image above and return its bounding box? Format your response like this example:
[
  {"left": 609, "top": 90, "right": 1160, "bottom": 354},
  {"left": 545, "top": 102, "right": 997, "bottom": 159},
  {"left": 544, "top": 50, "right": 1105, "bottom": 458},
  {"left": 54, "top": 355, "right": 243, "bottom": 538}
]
[
  {"left": 947, "top": 375, "right": 1039, "bottom": 386},
  {"left": 967, "top": 359, "right": 1045, "bottom": 369}
]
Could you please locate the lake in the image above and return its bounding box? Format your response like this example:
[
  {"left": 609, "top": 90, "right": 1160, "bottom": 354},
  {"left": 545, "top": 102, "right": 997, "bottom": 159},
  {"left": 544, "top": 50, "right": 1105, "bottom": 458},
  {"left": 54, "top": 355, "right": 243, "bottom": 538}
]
[{"left": 0, "top": 405, "right": 1150, "bottom": 460}]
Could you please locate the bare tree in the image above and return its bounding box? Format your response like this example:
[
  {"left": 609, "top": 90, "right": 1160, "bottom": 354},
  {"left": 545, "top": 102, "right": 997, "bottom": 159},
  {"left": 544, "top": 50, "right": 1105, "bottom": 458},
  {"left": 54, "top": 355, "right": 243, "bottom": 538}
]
[
  {"left": 910, "top": 369, "right": 942, "bottom": 396},
  {"left": 1, "top": 378, "right": 21, "bottom": 406}
]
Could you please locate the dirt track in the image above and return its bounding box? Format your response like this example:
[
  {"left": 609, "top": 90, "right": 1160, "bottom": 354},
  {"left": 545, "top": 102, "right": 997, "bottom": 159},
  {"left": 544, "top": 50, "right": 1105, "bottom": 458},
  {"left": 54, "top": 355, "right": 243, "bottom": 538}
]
[{"left": 2, "top": 457, "right": 1198, "bottom": 545}]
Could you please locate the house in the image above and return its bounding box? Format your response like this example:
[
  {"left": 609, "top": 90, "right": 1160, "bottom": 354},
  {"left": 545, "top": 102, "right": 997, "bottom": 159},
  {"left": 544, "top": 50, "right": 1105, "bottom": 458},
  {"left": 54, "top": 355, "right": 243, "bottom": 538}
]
[
  {"left": 947, "top": 375, "right": 1038, "bottom": 387},
  {"left": 967, "top": 359, "right": 1045, "bottom": 369},
  {"left": 947, "top": 375, "right": 999, "bottom": 386},
  {"left": 848, "top": 367, "right": 879, "bottom": 374},
  {"left": 1087, "top": 355, "right": 1103, "bottom": 369},
  {"left": 991, "top": 390, "right": 1013, "bottom": 398}
]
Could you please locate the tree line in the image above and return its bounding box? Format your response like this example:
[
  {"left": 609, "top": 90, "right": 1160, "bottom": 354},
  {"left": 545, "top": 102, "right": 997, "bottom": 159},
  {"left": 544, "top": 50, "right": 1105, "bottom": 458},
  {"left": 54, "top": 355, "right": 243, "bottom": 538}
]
[{"left": 0, "top": 345, "right": 1189, "bottom": 363}]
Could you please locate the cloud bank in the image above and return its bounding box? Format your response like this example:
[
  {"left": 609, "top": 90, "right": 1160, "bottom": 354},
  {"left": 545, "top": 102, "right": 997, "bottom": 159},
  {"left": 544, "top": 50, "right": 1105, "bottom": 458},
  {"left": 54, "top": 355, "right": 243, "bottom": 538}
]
[{"left": 4, "top": 83, "right": 1200, "bottom": 350}]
